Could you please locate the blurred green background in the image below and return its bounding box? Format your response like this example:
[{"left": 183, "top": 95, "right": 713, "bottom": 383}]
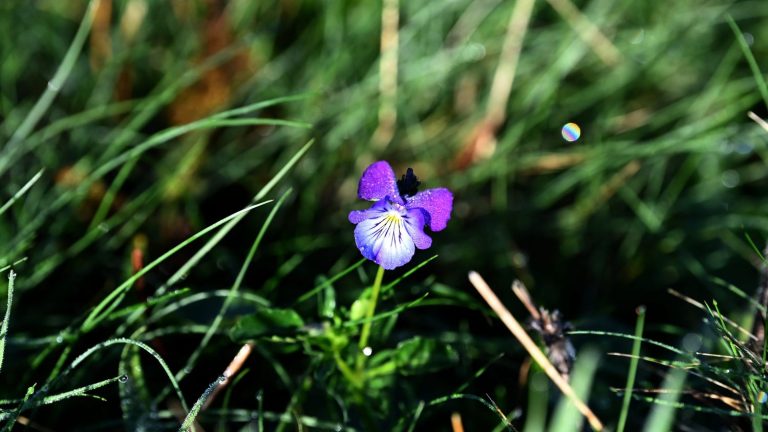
[{"left": 3, "top": 0, "right": 768, "bottom": 430}]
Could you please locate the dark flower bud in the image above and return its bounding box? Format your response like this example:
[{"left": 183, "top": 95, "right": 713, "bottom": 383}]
[{"left": 397, "top": 168, "right": 421, "bottom": 197}]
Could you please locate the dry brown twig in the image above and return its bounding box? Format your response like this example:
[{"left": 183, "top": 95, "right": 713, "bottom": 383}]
[
  {"left": 450, "top": 412, "right": 465, "bottom": 432},
  {"left": 468, "top": 271, "right": 604, "bottom": 431},
  {"left": 545, "top": 0, "right": 621, "bottom": 66},
  {"left": 512, "top": 280, "right": 575, "bottom": 381},
  {"left": 202, "top": 343, "right": 254, "bottom": 411},
  {"left": 748, "top": 111, "right": 768, "bottom": 134},
  {"left": 372, "top": 0, "right": 400, "bottom": 149},
  {"left": 455, "top": 0, "right": 535, "bottom": 169}
]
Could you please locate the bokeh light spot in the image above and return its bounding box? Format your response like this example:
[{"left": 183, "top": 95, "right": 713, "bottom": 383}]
[{"left": 561, "top": 122, "right": 581, "bottom": 142}]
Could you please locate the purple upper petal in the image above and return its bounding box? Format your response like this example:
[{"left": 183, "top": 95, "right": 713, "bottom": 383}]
[
  {"left": 405, "top": 188, "right": 453, "bottom": 232},
  {"left": 358, "top": 161, "right": 401, "bottom": 203}
]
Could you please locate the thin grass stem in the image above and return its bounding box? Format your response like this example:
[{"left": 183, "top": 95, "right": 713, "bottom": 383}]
[
  {"left": 355, "top": 265, "right": 385, "bottom": 377},
  {"left": 617, "top": 306, "right": 646, "bottom": 432}
]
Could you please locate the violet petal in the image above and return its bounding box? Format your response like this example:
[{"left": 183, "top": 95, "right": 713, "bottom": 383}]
[
  {"left": 405, "top": 188, "right": 453, "bottom": 232},
  {"left": 358, "top": 161, "right": 401, "bottom": 202},
  {"left": 403, "top": 208, "right": 432, "bottom": 250}
]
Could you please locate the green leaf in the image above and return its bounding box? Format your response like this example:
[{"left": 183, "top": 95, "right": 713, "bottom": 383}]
[
  {"left": 394, "top": 337, "right": 458, "bottom": 376},
  {"left": 229, "top": 308, "right": 305, "bottom": 341},
  {"left": 303, "top": 323, "right": 349, "bottom": 352},
  {"left": 349, "top": 298, "right": 369, "bottom": 322}
]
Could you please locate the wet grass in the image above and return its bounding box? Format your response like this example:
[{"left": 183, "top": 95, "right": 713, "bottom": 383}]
[{"left": 3, "top": 0, "right": 768, "bottom": 430}]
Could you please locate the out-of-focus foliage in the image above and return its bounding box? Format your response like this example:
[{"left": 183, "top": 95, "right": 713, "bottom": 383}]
[{"left": 2, "top": 0, "right": 768, "bottom": 430}]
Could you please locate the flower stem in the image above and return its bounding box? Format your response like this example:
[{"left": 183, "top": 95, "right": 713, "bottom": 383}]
[
  {"left": 356, "top": 265, "right": 385, "bottom": 375},
  {"left": 334, "top": 352, "right": 362, "bottom": 388}
]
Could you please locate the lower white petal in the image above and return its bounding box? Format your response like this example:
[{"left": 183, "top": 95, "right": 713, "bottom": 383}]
[{"left": 354, "top": 208, "right": 415, "bottom": 270}]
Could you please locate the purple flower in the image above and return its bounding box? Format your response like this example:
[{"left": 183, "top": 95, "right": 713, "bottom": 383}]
[{"left": 348, "top": 161, "right": 453, "bottom": 270}]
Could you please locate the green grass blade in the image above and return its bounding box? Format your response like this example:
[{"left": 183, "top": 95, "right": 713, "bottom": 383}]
[
  {"left": 727, "top": 16, "right": 768, "bottom": 110},
  {"left": 207, "top": 93, "right": 312, "bottom": 121},
  {"left": 569, "top": 330, "right": 687, "bottom": 356},
  {"left": 0, "top": 169, "right": 43, "bottom": 216},
  {"left": 617, "top": 306, "right": 646, "bottom": 432},
  {"left": 549, "top": 348, "right": 600, "bottom": 432},
  {"left": 0, "top": 270, "right": 16, "bottom": 375},
  {"left": 0, "top": 258, "right": 27, "bottom": 274},
  {"left": 170, "top": 189, "right": 291, "bottom": 386},
  {"left": 160, "top": 138, "right": 314, "bottom": 292},
  {"left": 418, "top": 393, "right": 513, "bottom": 430},
  {"left": 523, "top": 369, "right": 548, "bottom": 432},
  {"left": 146, "top": 290, "right": 269, "bottom": 325},
  {"left": 118, "top": 333, "right": 150, "bottom": 431},
  {"left": 641, "top": 366, "right": 687, "bottom": 432},
  {"left": 1, "top": 384, "right": 34, "bottom": 432},
  {"left": 13, "top": 338, "right": 187, "bottom": 428},
  {"left": 90, "top": 118, "right": 311, "bottom": 187},
  {"left": 0, "top": 375, "right": 123, "bottom": 416},
  {"left": 81, "top": 201, "right": 272, "bottom": 332},
  {"left": 178, "top": 376, "right": 225, "bottom": 432},
  {"left": 295, "top": 258, "right": 367, "bottom": 304},
  {"left": 382, "top": 254, "right": 439, "bottom": 292},
  {"left": 1, "top": 0, "right": 97, "bottom": 171},
  {"left": 67, "top": 338, "right": 188, "bottom": 411},
  {"left": 1, "top": 100, "right": 135, "bottom": 174}
]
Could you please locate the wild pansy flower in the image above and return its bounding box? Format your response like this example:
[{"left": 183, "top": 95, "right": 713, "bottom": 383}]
[{"left": 348, "top": 161, "right": 453, "bottom": 270}]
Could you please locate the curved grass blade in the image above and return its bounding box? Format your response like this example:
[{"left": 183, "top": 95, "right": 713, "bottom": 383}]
[
  {"left": 119, "top": 333, "right": 151, "bottom": 432},
  {"left": 568, "top": 330, "right": 687, "bottom": 356},
  {"left": 0, "top": 375, "right": 123, "bottom": 417},
  {"left": 454, "top": 353, "right": 505, "bottom": 394},
  {"left": 90, "top": 118, "right": 310, "bottom": 189},
  {"left": 81, "top": 201, "right": 271, "bottom": 332},
  {"left": 87, "top": 108, "right": 309, "bottom": 232},
  {"left": 170, "top": 189, "right": 291, "bottom": 388},
  {"left": 178, "top": 375, "right": 226, "bottom": 431},
  {"left": 12, "top": 338, "right": 187, "bottom": 430},
  {"left": 1, "top": 0, "right": 97, "bottom": 174},
  {"left": 71, "top": 339, "right": 187, "bottom": 411},
  {"left": 402, "top": 393, "right": 515, "bottom": 431},
  {"left": 106, "top": 288, "right": 192, "bottom": 322},
  {"left": 7, "top": 121, "right": 307, "bottom": 263},
  {"left": 159, "top": 138, "right": 314, "bottom": 294},
  {"left": 146, "top": 290, "right": 269, "bottom": 326}
]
